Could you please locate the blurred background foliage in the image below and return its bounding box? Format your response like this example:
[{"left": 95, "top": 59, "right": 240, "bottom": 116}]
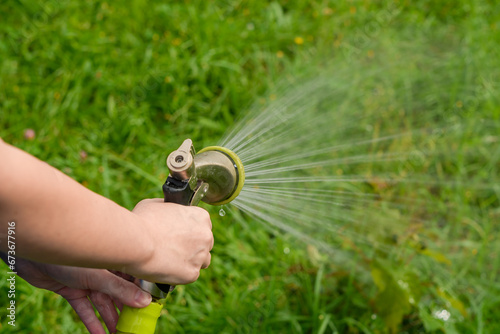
[{"left": 1, "top": 0, "right": 499, "bottom": 333}]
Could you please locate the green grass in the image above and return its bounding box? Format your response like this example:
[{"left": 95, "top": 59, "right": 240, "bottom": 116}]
[{"left": 1, "top": 0, "right": 499, "bottom": 333}]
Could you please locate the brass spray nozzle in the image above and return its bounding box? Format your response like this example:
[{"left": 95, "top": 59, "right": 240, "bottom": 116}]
[{"left": 163, "top": 138, "right": 245, "bottom": 206}]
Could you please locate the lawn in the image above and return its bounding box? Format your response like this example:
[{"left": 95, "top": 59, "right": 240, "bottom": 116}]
[{"left": 1, "top": 0, "right": 499, "bottom": 333}]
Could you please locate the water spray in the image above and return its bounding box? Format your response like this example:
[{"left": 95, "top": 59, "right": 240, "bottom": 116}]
[{"left": 116, "top": 139, "right": 245, "bottom": 334}]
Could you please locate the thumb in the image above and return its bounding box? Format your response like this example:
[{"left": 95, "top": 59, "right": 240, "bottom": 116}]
[{"left": 82, "top": 269, "right": 152, "bottom": 308}]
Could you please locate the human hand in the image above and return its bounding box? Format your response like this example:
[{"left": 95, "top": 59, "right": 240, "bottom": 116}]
[
  {"left": 129, "top": 198, "right": 214, "bottom": 285},
  {"left": 11, "top": 257, "right": 152, "bottom": 334}
]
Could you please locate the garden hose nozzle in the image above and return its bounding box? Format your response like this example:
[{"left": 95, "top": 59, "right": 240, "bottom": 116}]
[
  {"left": 136, "top": 139, "right": 245, "bottom": 298},
  {"left": 163, "top": 138, "right": 245, "bottom": 206},
  {"left": 154, "top": 138, "right": 245, "bottom": 295},
  {"left": 117, "top": 139, "right": 245, "bottom": 334}
]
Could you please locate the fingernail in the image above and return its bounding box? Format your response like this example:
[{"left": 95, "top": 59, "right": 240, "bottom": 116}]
[{"left": 135, "top": 290, "right": 152, "bottom": 306}]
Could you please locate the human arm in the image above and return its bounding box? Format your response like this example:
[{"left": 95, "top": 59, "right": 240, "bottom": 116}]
[{"left": 0, "top": 138, "right": 213, "bottom": 284}]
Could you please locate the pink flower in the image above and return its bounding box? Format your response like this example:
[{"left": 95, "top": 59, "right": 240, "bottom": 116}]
[
  {"left": 79, "top": 150, "right": 88, "bottom": 161},
  {"left": 24, "top": 129, "right": 35, "bottom": 140}
]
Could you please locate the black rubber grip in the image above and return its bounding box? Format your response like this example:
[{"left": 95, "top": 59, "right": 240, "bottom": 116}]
[
  {"left": 156, "top": 176, "right": 195, "bottom": 294},
  {"left": 162, "top": 176, "right": 193, "bottom": 206}
]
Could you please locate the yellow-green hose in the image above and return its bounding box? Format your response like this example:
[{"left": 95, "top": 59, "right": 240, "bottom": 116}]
[{"left": 116, "top": 301, "right": 164, "bottom": 334}]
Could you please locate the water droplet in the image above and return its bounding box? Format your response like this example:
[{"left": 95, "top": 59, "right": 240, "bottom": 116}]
[{"left": 219, "top": 208, "right": 226, "bottom": 216}]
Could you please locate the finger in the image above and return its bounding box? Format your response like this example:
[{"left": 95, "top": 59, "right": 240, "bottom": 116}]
[
  {"left": 66, "top": 295, "right": 106, "bottom": 334},
  {"left": 113, "top": 297, "right": 124, "bottom": 312},
  {"left": 83, "top": 269, "right": 152, "bottom": 308},
  {"left": 142, "top": 198, "right": 164, "bottom": 205},
  {"left": 191, "top": 206, "right": 212, "bottom": 229},
  {"left": 90, "top": 291, "right": 119, "bottom": 334},
  {"left": 201, "top": 252, "right": 211, "bottom": 269},
  {"left": 56, "top": 287, "right": 106, "bottom": 334},
  {"left": 203, "top": 209, "right": 213, "bottom": 230},
  {"left": 108, "top": 270, "right": 135, "bottom": 282}
]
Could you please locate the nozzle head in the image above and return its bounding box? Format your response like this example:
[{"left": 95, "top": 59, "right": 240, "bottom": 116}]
[
  {"left": 195, "top": 146, "right": 245, "bottom": 205},
  {"left": 164, "top": 140, "right": 245, "bottom": 206}
]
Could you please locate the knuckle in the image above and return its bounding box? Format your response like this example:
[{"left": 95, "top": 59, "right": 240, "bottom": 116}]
[
  {"left": 196, "top": 207, "right": 210, "bottom": 220},
  {"left": 102, "top": 275, "right": 128, "bottom": 298},
  {"left": 204, "top": 211, "right": 211, "bottom": 221},
  {"left": 114, "top": 277, "right": 129, "bottom": 294},
  {"left": 203, "top": 229, "right": 213, "bottom": 242},
  {"left": 186, "top": 269, "right": 200, "bottom": 283},
  {"left": 136, "top": 198, "right": 152, "bottom": 207}
]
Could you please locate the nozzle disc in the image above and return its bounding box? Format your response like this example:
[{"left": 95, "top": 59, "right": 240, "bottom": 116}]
[{"left": 197, "top": 146, "right": 245, "bottom": 205}]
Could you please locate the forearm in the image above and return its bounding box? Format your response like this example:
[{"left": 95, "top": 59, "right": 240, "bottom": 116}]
[{"left": 0, "top": 139, "right": 152, "bottom": 273}]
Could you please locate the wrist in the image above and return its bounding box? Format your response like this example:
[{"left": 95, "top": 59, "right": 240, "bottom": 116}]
[{"left": 121, "top": 213, "right": 156, "bottom": 279}]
